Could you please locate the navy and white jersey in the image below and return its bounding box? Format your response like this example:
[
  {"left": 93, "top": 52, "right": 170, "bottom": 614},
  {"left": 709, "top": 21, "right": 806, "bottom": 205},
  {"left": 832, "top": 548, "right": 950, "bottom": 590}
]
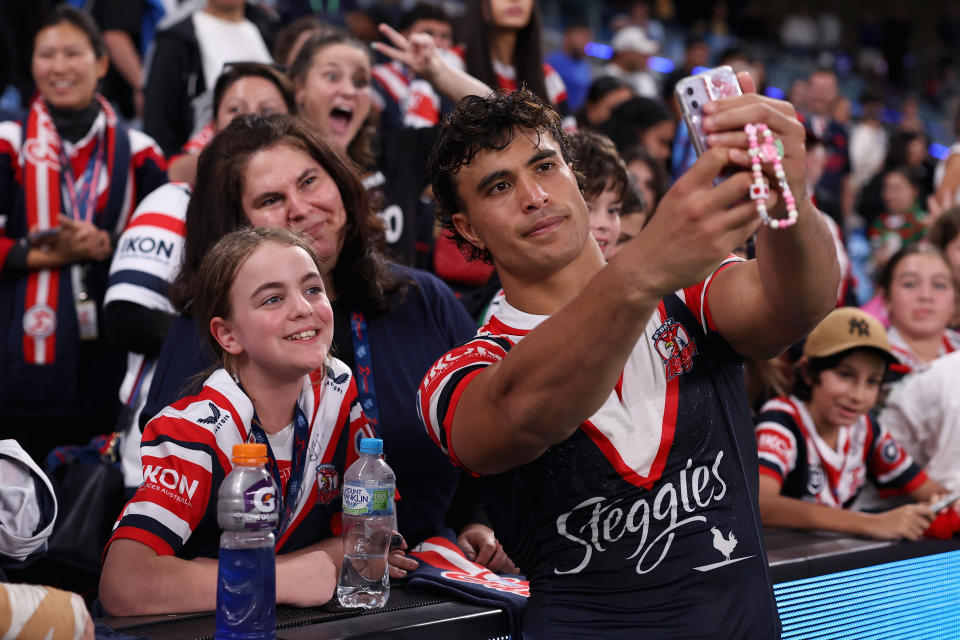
[
  {"left": 105, "top": 182, "right": 189, "bottom": 314},
  {"left": 755, "top": 395, "right": 927, "bottom": 507},
  {"left": 417, "top": 260, "right": 780, "bottom": 639},
  {"left": 105, "top": 182, "right": 190, "bottom": 488}
]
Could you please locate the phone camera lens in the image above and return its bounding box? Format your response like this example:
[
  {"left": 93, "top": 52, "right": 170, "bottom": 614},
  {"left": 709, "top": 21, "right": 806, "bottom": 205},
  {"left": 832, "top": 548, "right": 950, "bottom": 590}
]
[
  {"left": 686, "top": 87, "right": 694, "bottom": 95},
  {"left": 691, "top": 100, "right": 699, "bottom": 109}
]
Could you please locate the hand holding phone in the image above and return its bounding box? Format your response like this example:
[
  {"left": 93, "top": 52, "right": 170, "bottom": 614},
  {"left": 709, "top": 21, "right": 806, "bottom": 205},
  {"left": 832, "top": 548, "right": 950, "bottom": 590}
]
[
  {"left": 674, "top": 65, "right": 743, "bottom": 157},
  {"left": 930, "top": 490, "right": 960, "bottom": 514}
]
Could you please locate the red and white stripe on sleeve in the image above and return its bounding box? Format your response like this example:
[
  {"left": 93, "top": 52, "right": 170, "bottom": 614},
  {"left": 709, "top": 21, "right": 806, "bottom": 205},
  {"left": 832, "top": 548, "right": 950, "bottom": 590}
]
[{"left": 416, "top": 336, "right": 509, "bottom": 472}]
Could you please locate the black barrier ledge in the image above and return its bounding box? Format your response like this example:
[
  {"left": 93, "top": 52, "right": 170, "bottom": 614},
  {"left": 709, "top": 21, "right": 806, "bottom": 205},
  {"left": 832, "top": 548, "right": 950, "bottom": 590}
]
[
  {"left": 100, "top": 533, "right": 960, "bottom": 639},
  {"left": 99, "top": 588, "right": 511, "bottom": 640},
  {"left": 764, "top": 527, "right": 960, "bottom": 584}
]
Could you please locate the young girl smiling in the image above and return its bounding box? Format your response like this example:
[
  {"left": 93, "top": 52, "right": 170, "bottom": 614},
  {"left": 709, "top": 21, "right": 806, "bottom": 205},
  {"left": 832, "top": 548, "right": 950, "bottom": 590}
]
[
  {"left": 100, "top": 227, "right": 369, "bottom": 615},
  {"left": 880, "top": 244, "right": 960, "bottom": 376}
]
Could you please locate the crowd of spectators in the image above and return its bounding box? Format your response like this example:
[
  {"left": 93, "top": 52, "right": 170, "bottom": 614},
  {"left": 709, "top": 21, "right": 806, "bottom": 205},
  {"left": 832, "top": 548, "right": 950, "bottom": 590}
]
[{"left": 0, "top": 0, "right": 959, "bottom": 636}]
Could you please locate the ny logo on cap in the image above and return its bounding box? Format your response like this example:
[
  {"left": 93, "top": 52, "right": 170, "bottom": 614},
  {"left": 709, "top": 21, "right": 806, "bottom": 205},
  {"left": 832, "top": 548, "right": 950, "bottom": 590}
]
[{"left": 849, "top": 318, "right": 870, "bottom": 336}]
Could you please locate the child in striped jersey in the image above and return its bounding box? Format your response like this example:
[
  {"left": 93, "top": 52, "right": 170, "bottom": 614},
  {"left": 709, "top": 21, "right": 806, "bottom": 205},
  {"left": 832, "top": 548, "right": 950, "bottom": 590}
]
[
  {"left": 755, "top": 307, "right": 949, "bottom": 540},
  {"left": 100, "top": 227, "right": 370, "bottom": 615}
]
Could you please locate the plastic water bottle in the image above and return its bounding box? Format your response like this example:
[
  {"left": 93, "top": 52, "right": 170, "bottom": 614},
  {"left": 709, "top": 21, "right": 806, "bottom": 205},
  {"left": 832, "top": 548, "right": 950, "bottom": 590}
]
[
  {"left": 337, "top": 437, "right": 395, "bottom": 609},
  {"left": 215, "top": 443, "right": 279, "bottom": 640}
]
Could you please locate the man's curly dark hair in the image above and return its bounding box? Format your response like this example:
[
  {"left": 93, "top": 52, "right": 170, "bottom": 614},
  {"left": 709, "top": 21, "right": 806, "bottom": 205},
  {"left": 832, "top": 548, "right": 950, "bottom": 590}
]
[{"left": 428, "top": 88, "right": 583, "bottom": 264}]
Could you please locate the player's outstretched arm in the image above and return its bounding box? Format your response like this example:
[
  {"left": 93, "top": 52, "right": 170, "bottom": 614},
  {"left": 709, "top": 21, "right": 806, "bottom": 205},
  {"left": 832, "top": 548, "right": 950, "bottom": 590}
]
[{"left": 449, "top": 145, "right": 768, "bottom": 475}]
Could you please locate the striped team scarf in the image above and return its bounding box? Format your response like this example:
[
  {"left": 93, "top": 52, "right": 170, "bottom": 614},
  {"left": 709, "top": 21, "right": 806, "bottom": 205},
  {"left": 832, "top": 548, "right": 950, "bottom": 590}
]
[{"left": 20, "top": 94, "right": 123, "bottom": 365}]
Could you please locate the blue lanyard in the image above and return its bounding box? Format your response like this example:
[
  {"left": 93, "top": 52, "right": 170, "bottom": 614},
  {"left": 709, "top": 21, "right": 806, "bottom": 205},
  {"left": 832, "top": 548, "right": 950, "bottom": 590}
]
[
  {"left": 248, "top": 403, "right": 310, "bottom": 536},
  {"left": 350, "top": 311, "right": 381, "bottom": 436},
  {"left": 59, "top": 132, "right": 106, "bottom": 224}
]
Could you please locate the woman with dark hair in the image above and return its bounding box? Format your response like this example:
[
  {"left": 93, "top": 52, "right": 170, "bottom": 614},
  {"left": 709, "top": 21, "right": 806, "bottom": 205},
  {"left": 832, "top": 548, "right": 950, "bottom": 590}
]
[
  {"left": 455, "top": 0, "right": 567, "bottom": 116},
  {"left": 139, "top": 114, "right": 506, "bottom": 569},
  {"left": 0, "top": 6, "right": 166, "bottom": 462},
  {"left": 167, "top": 61, "right": 296, "bottom": 184},
  {"left": 599, "top": 95, "right": 676, "bottom": 163},
  {"left": 106, "top": 63, "right": 295, "bottom": 492},
  {"left": 168, "top": 115, "right": 398, "bottom": 315},
  {"left": 290, "top": 26, "right": 489, "bottom": 266},
  {"left": 575, "top": 75, "right": 634, "bottom": 131}
]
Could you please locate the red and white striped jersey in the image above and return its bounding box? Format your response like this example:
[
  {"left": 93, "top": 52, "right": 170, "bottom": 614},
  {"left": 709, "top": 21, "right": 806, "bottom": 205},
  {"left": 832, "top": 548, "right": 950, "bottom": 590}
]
[
  {"left": 755, "top": 395, "right": 926, "bottom": 508},
  {"left": 371, "top": 59, "right": 446, "bottom": 130},
  {"left": 107, "top": 362, "right": 370, "bottom": 559},
  {"left": 106, "top": 182, "right": 189, "bottom": 321}
]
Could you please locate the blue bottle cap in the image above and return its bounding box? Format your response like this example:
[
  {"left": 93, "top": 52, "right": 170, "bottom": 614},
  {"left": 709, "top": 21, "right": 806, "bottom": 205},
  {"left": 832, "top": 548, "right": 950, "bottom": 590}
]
[{"left": 359, "top": 437, "right": 383, "bottom": 455}]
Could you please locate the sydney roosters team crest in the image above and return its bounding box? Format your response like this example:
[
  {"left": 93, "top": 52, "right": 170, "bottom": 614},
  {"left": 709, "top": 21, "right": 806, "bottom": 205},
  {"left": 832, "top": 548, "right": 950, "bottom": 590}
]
[
  {"left": 652, "top": 318, "right": 698, "bottom": 380},
  {"left": 23, "top": 304, "right": 56, "bottom": 339},
  {"left": 315, "top": 464, "right": 340, "bottom": 505}
]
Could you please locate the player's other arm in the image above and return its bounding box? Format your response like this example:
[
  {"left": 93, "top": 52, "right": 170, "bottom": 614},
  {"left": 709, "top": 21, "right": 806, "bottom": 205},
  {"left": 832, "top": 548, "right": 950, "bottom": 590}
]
[{"left": 703, "top": 74, "right": 840, "bottom": 359}]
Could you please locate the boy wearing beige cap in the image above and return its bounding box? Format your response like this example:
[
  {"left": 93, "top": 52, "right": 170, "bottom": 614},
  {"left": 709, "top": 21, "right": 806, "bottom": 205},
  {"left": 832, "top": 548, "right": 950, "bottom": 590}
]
[{"left": 754, "top": 307, "right": 948, "bottom": 540}]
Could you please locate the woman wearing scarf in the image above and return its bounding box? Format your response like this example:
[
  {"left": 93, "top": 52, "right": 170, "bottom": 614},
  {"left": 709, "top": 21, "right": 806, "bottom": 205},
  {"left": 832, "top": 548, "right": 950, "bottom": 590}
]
[{"left": 0, "top": 6, "right": 167, "bottom": 462}]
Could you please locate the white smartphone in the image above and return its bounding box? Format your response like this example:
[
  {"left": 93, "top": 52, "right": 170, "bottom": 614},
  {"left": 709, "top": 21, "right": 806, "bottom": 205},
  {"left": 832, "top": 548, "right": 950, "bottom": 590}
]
[
  {"left": 930, "top": 490, "right": 960, "bottom": 513},
  {"left": 674, "top": 65, "right": 742, "bottom": 157}
]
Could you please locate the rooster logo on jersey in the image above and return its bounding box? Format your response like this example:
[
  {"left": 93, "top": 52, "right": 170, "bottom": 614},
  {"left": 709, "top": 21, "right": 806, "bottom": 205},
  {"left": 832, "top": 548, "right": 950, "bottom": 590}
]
[
  {"left": 652, "top": 318, "right": 698, "bottom": 380},
  {"left": 694, "top": 525, "right": 754, "bottom": 573}
]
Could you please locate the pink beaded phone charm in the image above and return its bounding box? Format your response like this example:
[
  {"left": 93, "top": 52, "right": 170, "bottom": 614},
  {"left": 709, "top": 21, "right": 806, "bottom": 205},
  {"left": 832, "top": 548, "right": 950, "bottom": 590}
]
[{"left": 745, "top": 123, "right": 798, "bottom": 229}]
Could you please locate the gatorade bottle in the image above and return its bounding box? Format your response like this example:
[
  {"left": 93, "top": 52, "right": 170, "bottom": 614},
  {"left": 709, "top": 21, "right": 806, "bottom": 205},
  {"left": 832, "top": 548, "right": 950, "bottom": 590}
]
[
  {"left": 215, "top": 443, "right": 279, "bottom": 640},
  {"left": 337, "top": 437, "right": 395, "bottom": 609}
]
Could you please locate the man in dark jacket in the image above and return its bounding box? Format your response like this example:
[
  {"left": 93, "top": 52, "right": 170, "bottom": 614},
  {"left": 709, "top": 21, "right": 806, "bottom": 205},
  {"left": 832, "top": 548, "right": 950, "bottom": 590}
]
[{"left": 143, "top": 0, "right": 276, "bottom": 156}]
